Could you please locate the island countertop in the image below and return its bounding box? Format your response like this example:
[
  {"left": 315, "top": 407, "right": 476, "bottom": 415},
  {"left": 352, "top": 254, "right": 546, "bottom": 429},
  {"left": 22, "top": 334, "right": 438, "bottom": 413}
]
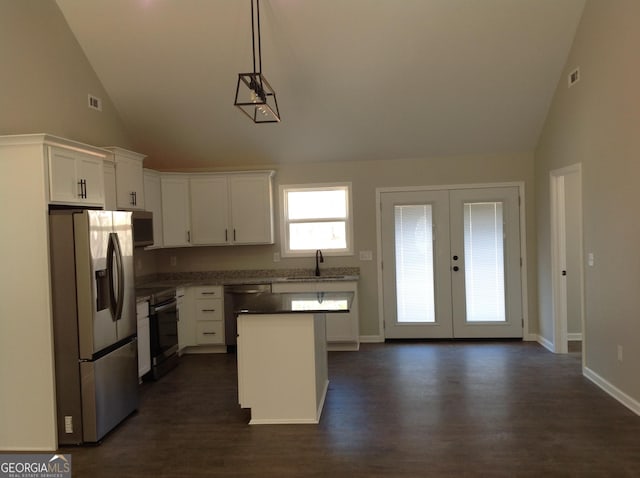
[{"left": 235, "top": 291, "right": 354, "bottom": 315}]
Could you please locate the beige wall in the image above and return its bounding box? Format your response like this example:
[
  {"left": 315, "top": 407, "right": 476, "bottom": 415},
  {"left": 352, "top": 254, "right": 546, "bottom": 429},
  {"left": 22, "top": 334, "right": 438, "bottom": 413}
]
[
  {"left": 151, "top": 152, "right": 537, "bottom": 338},
  {"left": 0, "top": 0, "right": 131, "bottom": 148},
  {"left": 536, "top": 0, "right": 640, "bottom": 403}
]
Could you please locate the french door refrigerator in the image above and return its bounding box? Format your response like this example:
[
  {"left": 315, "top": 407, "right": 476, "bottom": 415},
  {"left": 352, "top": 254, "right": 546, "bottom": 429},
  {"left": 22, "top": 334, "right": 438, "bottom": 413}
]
[{"left": 49, "top": 209, "right": 138, "bottom": 445}]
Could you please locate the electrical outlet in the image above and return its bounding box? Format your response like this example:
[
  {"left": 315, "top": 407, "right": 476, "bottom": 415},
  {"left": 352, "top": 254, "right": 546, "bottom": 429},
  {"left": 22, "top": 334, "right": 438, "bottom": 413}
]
[
  {"left": 170, "top": 256, "right": 177, "bottom": 267},
  {"left": 617, "top": 345, "right": 623, "bottom": 362},
  {"left": 587, "top": 253, "right": 595, "bottom": 267},
  {"left": 273, "top": 252, "right": 280, "bottom": 262}
]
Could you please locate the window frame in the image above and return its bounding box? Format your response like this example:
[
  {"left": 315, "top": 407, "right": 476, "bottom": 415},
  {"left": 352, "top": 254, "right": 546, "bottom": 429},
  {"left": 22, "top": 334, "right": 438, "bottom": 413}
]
[{"left": 279, "top": 182, "right": 354, "bottom": 258}]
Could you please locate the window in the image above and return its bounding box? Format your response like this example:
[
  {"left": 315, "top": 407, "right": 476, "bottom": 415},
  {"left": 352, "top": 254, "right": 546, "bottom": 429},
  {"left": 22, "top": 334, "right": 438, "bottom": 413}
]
[{"left": 280, "top": 183, "right": 353, "bottom": 256}]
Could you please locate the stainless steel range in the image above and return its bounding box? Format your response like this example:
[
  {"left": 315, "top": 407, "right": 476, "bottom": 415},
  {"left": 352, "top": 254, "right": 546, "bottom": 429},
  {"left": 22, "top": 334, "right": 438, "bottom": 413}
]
[{"left": 139, "top": 287, "right": 179, "bottom": 380}]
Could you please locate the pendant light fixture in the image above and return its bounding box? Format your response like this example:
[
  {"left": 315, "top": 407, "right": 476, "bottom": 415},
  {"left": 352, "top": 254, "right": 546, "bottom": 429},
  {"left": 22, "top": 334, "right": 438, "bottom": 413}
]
[{"left": 234, "top": 0, "right": 281, "bottom": 123}]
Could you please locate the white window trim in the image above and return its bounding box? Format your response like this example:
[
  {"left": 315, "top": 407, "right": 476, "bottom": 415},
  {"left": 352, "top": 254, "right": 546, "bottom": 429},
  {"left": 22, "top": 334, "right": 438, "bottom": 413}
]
[{"left": 279, "top": 182, "right": 354, "bottom": 258}]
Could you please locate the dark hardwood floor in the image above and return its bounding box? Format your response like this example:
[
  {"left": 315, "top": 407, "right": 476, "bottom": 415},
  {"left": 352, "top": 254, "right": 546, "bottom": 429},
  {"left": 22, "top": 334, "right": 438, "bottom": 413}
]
[{"left": 62, "top": 341, "right": 640, "bottom": 477}]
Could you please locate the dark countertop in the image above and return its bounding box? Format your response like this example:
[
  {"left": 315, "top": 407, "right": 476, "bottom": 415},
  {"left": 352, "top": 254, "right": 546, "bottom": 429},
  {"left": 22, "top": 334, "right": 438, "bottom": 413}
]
[{"left": 235, "top": 291, "right": 354, "bottom": 314}]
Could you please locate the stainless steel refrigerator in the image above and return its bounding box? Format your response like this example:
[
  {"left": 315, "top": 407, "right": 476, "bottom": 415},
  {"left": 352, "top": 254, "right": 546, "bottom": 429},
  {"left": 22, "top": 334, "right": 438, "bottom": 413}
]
[{"left": 49, "top": 209, "right": 138, "bottom": 445}]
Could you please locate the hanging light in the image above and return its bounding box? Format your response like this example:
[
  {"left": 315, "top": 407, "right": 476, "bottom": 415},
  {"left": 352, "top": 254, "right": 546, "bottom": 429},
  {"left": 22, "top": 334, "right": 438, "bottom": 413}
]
[{"left": 234, "top": 0, "right": 281, "bottom": 123}]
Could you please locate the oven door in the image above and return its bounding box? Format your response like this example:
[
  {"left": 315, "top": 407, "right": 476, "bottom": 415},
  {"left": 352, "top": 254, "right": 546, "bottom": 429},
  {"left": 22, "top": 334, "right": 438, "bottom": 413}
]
[{"left": 150, "top": 298, "right": 178, "bottom": 364}]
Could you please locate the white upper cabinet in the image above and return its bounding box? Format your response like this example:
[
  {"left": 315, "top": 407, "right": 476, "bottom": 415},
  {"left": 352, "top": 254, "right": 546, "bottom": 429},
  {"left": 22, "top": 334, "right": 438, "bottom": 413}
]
[
  {"left": 161, "top": 174, "right": 191, "bottom": 247},
  {"left": 228, "top": 172, "right": 274, "bottom": 244},
  {"left": 189, "top": 171, "right": 274, "bottom": 246},
  {"left": 190, "top": 175, "right": 229, "bottom": 245},
  {"left": 143, "top": 169, "right": 163, "bottom": 248},
  {"left": 104, "top": 147, "right": 146, "bottom": 210},
  {"left": 48, "top": 145, "right": 106, "bottom": 207},
  {"left": 103, "top": 161, "right": 117, "bottom": 210}
]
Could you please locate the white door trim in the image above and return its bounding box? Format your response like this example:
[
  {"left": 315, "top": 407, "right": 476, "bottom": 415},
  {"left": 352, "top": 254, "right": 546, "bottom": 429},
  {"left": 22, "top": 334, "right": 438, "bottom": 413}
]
[
  {"left": 376, "top": 181, "right": 529, "bottom": 341},
  {"left": 550, "top": 164, "right": 585, "bottom": 358}
]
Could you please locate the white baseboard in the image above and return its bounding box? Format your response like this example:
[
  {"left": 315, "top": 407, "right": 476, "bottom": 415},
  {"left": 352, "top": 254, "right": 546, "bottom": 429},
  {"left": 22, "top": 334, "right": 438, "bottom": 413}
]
[
  {"left": 536, "top": 334, "right": 554, "bottom": 352},
  {"left": 359, "top": 334, "right": 384, "bottom": 343},
  {"left": 567, "top": 333, "right": 583, "bottom": 341},
  {"left": 583, "top": 367, "right": 640, "bottom": 416}
]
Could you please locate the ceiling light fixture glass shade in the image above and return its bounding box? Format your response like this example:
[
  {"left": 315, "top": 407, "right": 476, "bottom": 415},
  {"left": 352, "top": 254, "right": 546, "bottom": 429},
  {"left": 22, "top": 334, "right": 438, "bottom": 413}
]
[{"left": 234, "top": 0, "right": 281, "bottom": 123}]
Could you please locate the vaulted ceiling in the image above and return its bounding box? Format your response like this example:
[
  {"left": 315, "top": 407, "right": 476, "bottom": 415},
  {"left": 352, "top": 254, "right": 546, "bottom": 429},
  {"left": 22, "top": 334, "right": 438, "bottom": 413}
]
[{"left": 55, "top": 0, "right": 585, "bottom": 169}]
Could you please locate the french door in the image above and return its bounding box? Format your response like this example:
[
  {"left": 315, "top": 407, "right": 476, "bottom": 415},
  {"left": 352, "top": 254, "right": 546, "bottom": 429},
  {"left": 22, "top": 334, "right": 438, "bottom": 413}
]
[{"left": 381, "top": 187, "right": 522, "bottom": 339}]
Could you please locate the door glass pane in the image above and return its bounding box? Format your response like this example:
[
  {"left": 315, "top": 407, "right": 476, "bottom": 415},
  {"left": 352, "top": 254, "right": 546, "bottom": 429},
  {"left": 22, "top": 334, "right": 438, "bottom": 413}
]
[
  {"left": 394, "top": 205, "right": 435, "bottom": 323},
  {"left": 463, "top": 202, "right": 505, "bottom": 322}
]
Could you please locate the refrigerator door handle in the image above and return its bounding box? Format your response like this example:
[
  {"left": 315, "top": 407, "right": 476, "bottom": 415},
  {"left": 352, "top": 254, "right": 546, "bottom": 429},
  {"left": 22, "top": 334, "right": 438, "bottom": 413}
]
[{"left": 107, "top": 232, "right": 125, "bottom": 322}]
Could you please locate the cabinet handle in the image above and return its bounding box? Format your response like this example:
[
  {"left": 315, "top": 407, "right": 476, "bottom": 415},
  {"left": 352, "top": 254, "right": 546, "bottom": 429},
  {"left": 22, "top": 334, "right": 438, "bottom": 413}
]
[
  {"left": 225, "top": 229, "right": 228, "bottom": 242},
  {"left": 78, "top": 179, "right": 87, "bottom": 199},
  {"left": 187, "top": 231, "right": 191, "bottom": 243},
  {"left": 200, "top": 291, "right": 217, "bottom": 295},
  {"left": 201, "top": 309, "right": 216, "bottom": 312},
  {"left": 233, "top": 229, "right": 236, "bottom": 241},
  {"left": 203, "top": 332, "right": 217, "bottom": 335},
  {"left": 130, "top": 191, "right": 136, "bottom": 206}
]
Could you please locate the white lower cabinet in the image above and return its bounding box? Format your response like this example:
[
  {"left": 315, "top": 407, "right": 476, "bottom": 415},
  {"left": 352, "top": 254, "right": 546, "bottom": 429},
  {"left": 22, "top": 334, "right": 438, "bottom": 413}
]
[
  {"left": 136, "top": 300, "right": 151, "bottom": 380},
  {"left": 178, "top": 285, "right": 226, "bottom": 353},
  {"left": 177, "top": 287, "right": 194, "bottom": 352},
  {"left": 271, "top": 281, "right": 360, "bottom": 351}
]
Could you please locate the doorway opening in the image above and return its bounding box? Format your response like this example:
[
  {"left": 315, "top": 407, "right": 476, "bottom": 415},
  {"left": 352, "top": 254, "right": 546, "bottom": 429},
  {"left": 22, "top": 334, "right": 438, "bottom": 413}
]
[{"left": 550, "top": 164, "right": 584, "bottom": 357}]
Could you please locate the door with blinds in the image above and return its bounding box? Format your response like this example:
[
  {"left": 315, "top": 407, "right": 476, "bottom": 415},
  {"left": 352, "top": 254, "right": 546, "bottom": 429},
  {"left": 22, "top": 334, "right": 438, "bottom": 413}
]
[{"left": 381, "top": 187, "right": 522, "bottom": 339}]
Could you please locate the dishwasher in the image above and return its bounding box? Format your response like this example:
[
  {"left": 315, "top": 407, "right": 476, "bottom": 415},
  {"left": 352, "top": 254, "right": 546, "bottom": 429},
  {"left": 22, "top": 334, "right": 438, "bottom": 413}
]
[{"left": 224, "top": 283, "right": 272, "bottom": 351}]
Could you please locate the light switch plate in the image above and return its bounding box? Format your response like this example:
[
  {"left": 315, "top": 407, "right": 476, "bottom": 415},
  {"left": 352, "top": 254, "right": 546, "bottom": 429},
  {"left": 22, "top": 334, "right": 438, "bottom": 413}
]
[{"left": 359, "top": 250, "right": 373, "bottom": 261}]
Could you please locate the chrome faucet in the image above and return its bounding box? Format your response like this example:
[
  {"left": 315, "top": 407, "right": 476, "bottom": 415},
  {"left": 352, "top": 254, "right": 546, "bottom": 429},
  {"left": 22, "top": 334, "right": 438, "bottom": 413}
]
[{"left": 315, "top": 249, "right": 324, "bottom": 276}]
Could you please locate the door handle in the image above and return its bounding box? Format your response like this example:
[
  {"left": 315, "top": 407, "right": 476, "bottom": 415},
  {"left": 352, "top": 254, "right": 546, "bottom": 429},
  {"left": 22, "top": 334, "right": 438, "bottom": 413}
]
[{"left": 453, "top": 266, "right": 460, "bottom": 272}]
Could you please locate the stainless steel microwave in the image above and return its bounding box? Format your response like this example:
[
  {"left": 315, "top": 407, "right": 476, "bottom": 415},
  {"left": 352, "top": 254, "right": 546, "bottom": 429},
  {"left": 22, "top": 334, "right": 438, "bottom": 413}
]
[{"left": 131, "top": 210, "right": 154, "bottom": 247}]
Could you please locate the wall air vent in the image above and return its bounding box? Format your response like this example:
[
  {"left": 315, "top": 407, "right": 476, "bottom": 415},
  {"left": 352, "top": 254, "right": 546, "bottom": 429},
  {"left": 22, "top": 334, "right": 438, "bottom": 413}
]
[
  {"left": 88, "top": 94, "right": 102, "bottom": 111},
  {"left": 568, "top": 67, "right": 580, "bottom": 87}
]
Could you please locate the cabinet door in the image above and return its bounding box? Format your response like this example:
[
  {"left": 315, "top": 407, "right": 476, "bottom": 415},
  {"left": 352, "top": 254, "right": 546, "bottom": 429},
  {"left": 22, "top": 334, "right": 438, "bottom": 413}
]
[
  {"left": 136, "top": 300, "right": 151, "bottom": 377},
  {"left": 190, "top": 176, "right": 229, "bottom": 245},
  {"left": 48, "top": 147, "right": 78, "bottom": 203},
  {"left": 103, "top": 162, "right": 117, "bottom": 210},
  {"left": 48, "top": 146, "right": 104, "bottom": 206},
  {"left": 229, "top": 174, "right": 274, "bottom": 244},
  {"left": 177, "top": 287, "right": 196, "bottom": 349},
  {"left": 143, "top": 170, "right": 163, "bottom": 248},
  {"left": 116, "top": 157, "right": 145, "bottom": 210},
  {"left": 161, "top": 175, "right": 191, "bottom": 247},
  {"left": 76, "top": 155, "right": 105, "bottom": 205}
]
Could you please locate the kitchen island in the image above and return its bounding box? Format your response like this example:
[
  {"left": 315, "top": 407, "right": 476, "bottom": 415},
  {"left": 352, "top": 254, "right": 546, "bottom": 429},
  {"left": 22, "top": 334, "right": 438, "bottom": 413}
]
[{"left": 236, "top": 291, "right": 353, "bottom": 425}]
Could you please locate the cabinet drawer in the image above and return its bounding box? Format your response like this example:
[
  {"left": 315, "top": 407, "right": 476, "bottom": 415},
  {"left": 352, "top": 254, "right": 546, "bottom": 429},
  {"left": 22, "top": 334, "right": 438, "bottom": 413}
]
[
  {"left": 192, "top": 285, "right": 223, "bottom": 299},
  {"left": 196, "top": 321, "right": 224, "bottom": 344},
  {"left": 194, "top": 298, "right": 223, "bottom": 321}
]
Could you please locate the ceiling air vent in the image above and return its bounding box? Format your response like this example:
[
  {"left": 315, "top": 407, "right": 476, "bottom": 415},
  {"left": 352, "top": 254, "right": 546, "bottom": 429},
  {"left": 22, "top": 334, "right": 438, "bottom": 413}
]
[
  {"left": 568, "top": 67, "right": 580, "bottom": 88},
  {"left": 88, "top": 94, "right": 102, "bottom": 111}
]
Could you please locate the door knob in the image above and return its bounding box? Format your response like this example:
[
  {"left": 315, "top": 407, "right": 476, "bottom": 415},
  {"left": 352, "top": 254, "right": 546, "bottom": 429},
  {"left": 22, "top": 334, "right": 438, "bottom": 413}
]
[
  {"left": 452, "top": 255, "right": 459, "bottom": 261},
  {"left": 453, "top": 266, "right": 459, "bottom": 272}
]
